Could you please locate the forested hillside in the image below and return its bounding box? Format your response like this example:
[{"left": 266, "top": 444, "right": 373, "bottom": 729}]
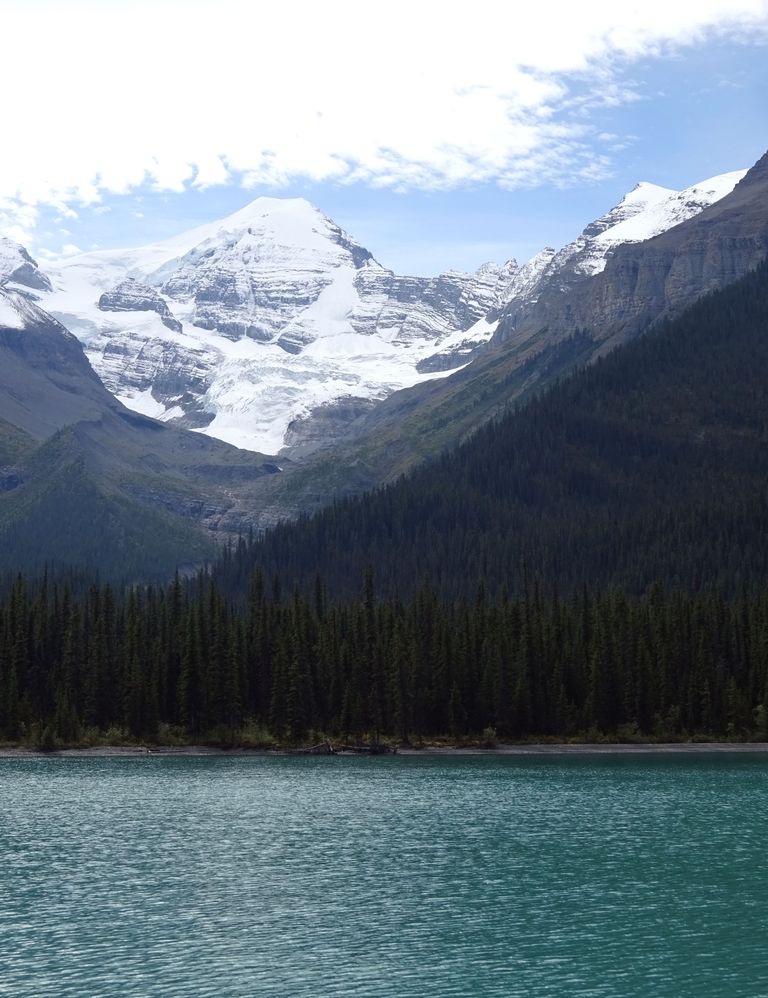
[{"left": 221, "top": 260, "right": 768, "bottom": 601}]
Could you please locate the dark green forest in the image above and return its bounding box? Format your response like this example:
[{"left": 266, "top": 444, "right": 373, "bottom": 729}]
[
  {"left": 220, "top": 260, "right": 768, "bottom": 602},
  {"left": 2, "top": 570, "right": 768, "bottom": 746}
]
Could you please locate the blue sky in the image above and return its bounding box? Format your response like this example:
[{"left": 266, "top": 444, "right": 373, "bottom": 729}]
[{"left": 2, "top": 1, "right": 767, "bottom": 275}]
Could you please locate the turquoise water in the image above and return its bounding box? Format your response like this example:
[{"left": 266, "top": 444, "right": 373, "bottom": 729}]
[{"left": 1, "top": 754, "right": 768, "bottom": 997}]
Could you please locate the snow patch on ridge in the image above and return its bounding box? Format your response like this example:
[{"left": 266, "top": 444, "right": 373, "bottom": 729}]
[{"left": 0, "top": 292, "right": 25, "bottom": 330}]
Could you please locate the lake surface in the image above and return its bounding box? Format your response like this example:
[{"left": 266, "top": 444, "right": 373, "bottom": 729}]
[{"left": 1, "top": 753, "right": 768, "bottom": 997}]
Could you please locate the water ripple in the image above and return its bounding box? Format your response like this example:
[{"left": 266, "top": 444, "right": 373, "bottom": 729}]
[{"left": 1, "top": 755, "right": 768, "bottom": 996}]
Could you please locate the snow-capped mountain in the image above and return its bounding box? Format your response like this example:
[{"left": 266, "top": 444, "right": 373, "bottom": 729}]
[
  {"left": 0, "top": 169, "right": 745, "bottom": 456},
  {"left": 489, "top": 169, "right": 747, "bottom": 351},
  {"left": 416, "top": 170, "right": 746, "bottom": 372},
  {"left": 36, "top": 199, "right": 515, "bottom": 453},
  {"left": 546, "top": 170, "right": 748, "bottom": 281}
]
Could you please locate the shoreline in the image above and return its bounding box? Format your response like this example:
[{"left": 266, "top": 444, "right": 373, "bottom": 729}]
[{"left": 2, "top": 742, "right": 768, "bottom": 759}]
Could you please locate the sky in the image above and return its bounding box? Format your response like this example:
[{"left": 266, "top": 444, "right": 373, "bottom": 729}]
[{"left": 1, "top": 0, "right": 767, "bottom": 276}]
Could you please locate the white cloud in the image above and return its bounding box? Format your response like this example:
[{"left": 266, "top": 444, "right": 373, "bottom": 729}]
[
  {"left": 0, "top": 0, "right": 766, "bottom": 234},
  {"left": 0, "top": 199, "right": 38, "bottom": 246}
]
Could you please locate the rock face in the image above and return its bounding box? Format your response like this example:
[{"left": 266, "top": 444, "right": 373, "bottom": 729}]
[
  {"left": 99, "top": 278, "right": 182, "bottom": 332},
  {"left": 281, "top": 396, "right": 378, "bottom": 458},
  {"left": 0, "top": 237, "right": 52, "bottom": 293},
  {"left": 455, "top": 171, "right": 747, "bottom": 355}
]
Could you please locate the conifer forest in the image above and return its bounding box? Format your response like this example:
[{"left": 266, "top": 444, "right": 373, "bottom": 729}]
[{"left": 2, "top": 569, "right": 767, "bottom": 747}]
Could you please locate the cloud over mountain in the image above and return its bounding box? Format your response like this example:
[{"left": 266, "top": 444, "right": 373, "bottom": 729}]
[{"left": 1, "top": 0, "right": 766, "bottom": 243}]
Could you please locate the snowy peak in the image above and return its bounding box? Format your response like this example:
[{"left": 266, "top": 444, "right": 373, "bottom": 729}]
[
  {"left": 148, "top": 196, "right": 374, "bottom": 286},
  {"left": 174, "top": 196, "right": 344, "bottom": 247},
  {"left": 151, "top": 198, "right": 377, "bottom": 345},
  {"left": 526, "top": 168, "right": 747, "bottom": 288},
  {"left": 489, "top": 165, "right": 749, "bottom": 354},
  {"left": 49, "top": 197, "right": 374, "bottom": 303},
  {"left": 0, "top": 237, "right": 52, "bottom": 293},
  {"left": 582, "top": 182, "right": 675, "bottom": 239},
  {"left": 591, "top": 170, "right": 748, "bottom": 250}
]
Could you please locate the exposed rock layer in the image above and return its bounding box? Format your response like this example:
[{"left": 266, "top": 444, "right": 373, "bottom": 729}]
[{"left": 99, "top": 278, "right": 182, "bottom": 332}]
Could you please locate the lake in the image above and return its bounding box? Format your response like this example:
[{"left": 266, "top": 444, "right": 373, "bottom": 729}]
[{"left": 1, "top": 753, "right": 767, "bottom": 996}]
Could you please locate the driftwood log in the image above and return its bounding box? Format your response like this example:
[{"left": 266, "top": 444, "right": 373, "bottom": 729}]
[
  {"left": 339, "top": 743, "right": 398, "bottom": 755},
  {"left": 289, "top": 740, "right": 398, "bottom": 756},
  {"left": 290, "top": 740, "right": 336, "bottom": 755}
]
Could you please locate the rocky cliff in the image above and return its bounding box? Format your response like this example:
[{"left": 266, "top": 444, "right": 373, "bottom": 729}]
[{"left": 493, "top": 162, "right": 763, "bottom": 351}]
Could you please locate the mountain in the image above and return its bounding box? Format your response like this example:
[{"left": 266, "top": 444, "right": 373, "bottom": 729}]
[
  {"left": 24, "top": 171, "right": 742, "bottom": 458},
  {"left": 492, "top": 163, "right": 764, "bottom": 351},
  {"left": 0, "top": 287, "right": 283, "bottom": 578},
  {"left": 38, "top": 199, "right": 513, "bottom": 454},
  {"left": 222, "top": 257, "right": 768, "bottom": 602}
]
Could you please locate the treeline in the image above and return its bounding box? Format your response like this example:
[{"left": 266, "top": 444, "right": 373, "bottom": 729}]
[
  {"left": 216, "top": 260, "right": 768, "bottom": 602},
  {"left": 2, "top": 569, "right": 767, "bottom": 746}
]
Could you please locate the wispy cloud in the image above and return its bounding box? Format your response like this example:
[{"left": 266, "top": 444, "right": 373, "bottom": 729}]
[{"left": 1, "top": 0, "right": 766, "bottom": 243}]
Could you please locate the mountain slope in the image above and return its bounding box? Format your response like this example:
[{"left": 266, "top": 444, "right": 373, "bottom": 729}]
[
  {"left": 0, "top": 289, "right": 117, "bottom": 439},
  {"left": 222, "top": 258, "right": 768, "bottom": 601},
  {"left": 0, "top": 288, "right": 283, "bottom": 578}
]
